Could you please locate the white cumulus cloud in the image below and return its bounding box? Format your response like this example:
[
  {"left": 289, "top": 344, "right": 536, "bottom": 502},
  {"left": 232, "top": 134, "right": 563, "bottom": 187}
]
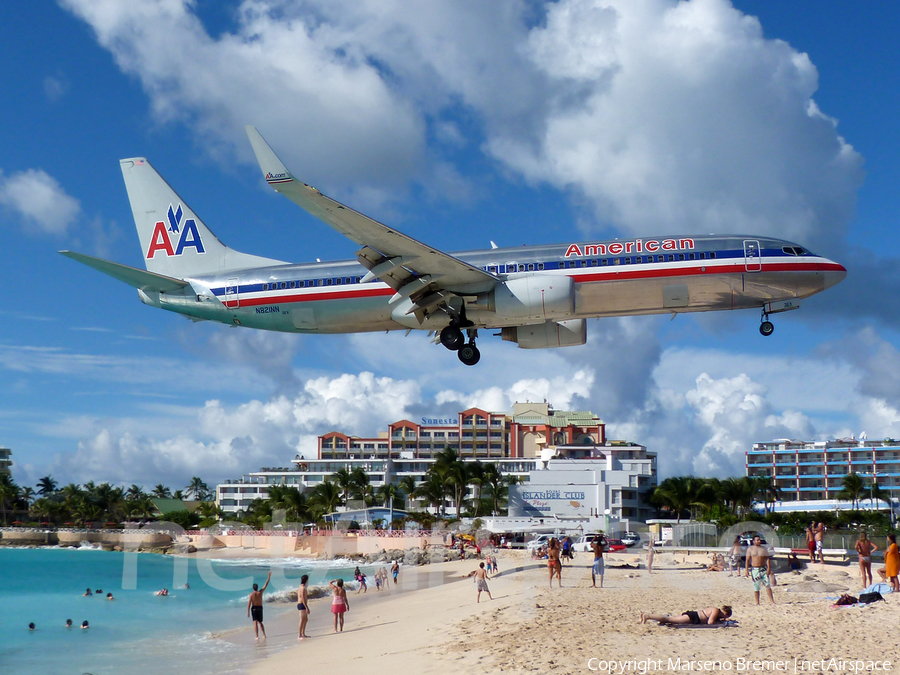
[{"left": 0, "top": 168, "right": 81, "bottom": 234}]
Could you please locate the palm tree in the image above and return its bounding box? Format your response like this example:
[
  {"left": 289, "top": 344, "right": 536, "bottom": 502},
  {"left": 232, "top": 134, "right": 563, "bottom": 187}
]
[
  {"left": 37, "top": 475, "right": 58, "bottom": 496},
  {"left": 19, "top": 486, "right": 35, "bottom": 508},
  {"left": 837, "top": 473, "right": 866, "bottom": 510},
  {"left": 348, "top": 467, "right": 370, "bottom": 502},
  {"left": 0, "top": 475, "right": 19, "bottom": 525},
  {"left": 398, "top": 476, "right": 418, "bottom": 509},
  {"left": 30, "top": 497, "right": 57, "bottom": 524},
  {"left": 308, "top": 481, "right": 343, "bottom": 521},
  {"left": 467, "top": 461, "right": 487, "bottom": 516},
  {"left": 151, "top": 484, "right": 172, "bottom": 499},
  {"left": 185, "top": 477, "right": 211, "bottom": 501},
  {"left": 125, "top": 484, "right": 146, "bottom": 501},
  {"left": 414, "top": 473, "right": 447, "bottom": 516},
  {"left": 482, "top": 464, "right": 509, "bottom": 516},
  {"left": 652, "top": 477, "right": 695, "bottom": 522},
  {"left": 267, "top": 485, "right": 308, "bottom": 522},
  {"left": 333, "top": 467, "right": 353, "bottom": 504},
  {"left": 867, "top": 481, "right": 892, "bottom": 511}
]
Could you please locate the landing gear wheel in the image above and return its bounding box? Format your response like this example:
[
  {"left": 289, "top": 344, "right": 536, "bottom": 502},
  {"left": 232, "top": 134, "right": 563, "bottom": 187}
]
[
  {"left": 440, "top": 325, "right": 464, "bottom": 350},
  {"left": 457, "top": 342, "right": 481, "bottom": 366},
  {"left": 759, "top": 321, "right": 774, "bottom": 337}
]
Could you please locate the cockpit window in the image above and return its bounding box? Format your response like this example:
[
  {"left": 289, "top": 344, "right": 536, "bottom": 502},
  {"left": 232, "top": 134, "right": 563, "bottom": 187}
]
[{"left": 782, "top": 246, "right": 806, "bottom": 256}]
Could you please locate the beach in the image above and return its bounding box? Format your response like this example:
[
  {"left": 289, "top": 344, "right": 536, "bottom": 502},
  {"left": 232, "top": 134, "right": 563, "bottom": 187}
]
[{"left": 234, "top": 549, "right": 898, "bottom": 675}]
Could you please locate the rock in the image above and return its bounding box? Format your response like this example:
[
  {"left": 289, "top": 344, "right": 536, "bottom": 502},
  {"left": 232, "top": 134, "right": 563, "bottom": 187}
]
[{"left": 786, "top": 581, "right": 848, "bottom": 593}]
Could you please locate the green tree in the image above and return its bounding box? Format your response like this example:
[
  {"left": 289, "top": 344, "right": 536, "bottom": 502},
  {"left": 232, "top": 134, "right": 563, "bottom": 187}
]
[
  {"left": 0, "top": 475, "right": 19, "bottom": 525},
  {"left": 37, "top": 475, "right": 58, "bottom": 496},
  {"left": 837, "top": 473, "right": 866, "bottom": 510},
  {"left": 184, "top": 477, "right": 212, "bottom": 501},
  {"left": 151, "top": 484, "right": 172, "bottom": 499}
]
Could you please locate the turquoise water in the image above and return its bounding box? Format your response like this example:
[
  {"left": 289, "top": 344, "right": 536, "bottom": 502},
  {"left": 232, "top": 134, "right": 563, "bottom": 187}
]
[{"left": 0, "top": 546, "right": 364, "bottom": 675}]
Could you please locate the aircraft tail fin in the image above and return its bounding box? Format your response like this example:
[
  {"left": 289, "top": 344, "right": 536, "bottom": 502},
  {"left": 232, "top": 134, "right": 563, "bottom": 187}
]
[{"left": 119, "top": 158, "right": 285, "bottom": 278}]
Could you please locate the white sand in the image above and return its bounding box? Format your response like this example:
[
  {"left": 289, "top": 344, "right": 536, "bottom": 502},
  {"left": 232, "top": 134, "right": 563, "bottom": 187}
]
[{"left": 216, "top": 550, "right": 898, "bottom": 675}]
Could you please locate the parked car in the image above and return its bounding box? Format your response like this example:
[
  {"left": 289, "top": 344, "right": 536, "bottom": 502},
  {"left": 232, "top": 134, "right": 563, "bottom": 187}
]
[
  {"left": 622, "top": 532, "right": 640, "bottom": 547},
  {"left": 525, "top": 534, "right": 552, "bottom": 551},
  {"left": 606, "top": 538, "right": 627, "bottom": 552},
  {"left": 572, "top": 533, "right": 604, "bottom": 552}
]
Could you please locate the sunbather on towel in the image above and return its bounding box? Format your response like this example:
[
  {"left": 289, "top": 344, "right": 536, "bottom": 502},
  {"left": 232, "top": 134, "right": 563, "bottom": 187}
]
[{"left": 639, "top": 606, "right": 732, "bottom": 626}]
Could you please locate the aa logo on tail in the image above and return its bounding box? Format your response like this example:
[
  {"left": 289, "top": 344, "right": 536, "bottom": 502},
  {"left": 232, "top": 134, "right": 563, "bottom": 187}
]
[{"left": 146, "top": 204, "right": 206, "bottom": 258}]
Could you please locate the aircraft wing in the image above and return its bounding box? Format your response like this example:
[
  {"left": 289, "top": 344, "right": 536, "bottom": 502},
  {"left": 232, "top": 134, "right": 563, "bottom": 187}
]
[
  {"left": 60, "top": 251, "right": 190, "bottom": 293},
  {"left": 246, "top": 127, "right": 497, "bottom": 309}
]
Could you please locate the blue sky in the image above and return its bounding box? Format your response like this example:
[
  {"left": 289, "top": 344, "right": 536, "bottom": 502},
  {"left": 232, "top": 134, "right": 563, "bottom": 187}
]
[{"left": 2, "top": 0, "right": 899, "bottom": 491}]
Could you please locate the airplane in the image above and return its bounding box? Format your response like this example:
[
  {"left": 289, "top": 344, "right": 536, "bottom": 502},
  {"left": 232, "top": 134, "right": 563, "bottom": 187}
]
[{"left": 61, "top": 126, "right": 847, "bottom": 366}]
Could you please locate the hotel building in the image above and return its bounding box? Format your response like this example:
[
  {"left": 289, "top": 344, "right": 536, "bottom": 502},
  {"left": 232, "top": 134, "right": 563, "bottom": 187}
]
[
  {"left": 0, "top": 447, "right": 11, "bottom": 476},
  {"left": 216, "top": 403, "right": 656, "bottom": 520},
  {"left": 745, "top": 438, "right": 900, "bottom": 512}
]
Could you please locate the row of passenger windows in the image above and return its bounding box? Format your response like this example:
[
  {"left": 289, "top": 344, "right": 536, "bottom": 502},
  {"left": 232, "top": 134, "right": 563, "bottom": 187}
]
[
  {"left": 259, "top": 251, "right": 724, "bottom": 291},
  {"left": 480, "top": 252, "right": 717, "bottom": 274},
  {"left": 560, "top": 251, "right": 716, "bottom": 268},
  {"left": 263, "top": 277, "right": 363, "bottom": 290}
]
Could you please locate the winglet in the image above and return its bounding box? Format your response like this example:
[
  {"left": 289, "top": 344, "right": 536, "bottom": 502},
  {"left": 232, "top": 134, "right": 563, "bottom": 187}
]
[{"left": 245, "top": 126, "right": 295, "bottom": 185}]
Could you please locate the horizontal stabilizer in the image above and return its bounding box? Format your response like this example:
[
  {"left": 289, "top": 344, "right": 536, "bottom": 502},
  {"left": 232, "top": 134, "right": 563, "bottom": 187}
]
[{"left": 60, "top": 251, "right": 189, "bottom": 293}]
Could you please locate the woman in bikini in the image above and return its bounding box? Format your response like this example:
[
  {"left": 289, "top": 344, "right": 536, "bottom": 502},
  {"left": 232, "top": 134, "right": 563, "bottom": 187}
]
[
  {"left": 297, "top": 574, "right": 310, "bottom": 639},
  {"left": 639, "top": 606, "right": 732, "bottom": 625},
  {"left": 329, "top": 579, "right": 350, "bottom": 633},
  {"left": 855, "top": 532, "right": 878, "bottom": 588},
  {"left": 548, "top": 537, "right": 562, "bottom": 588}
]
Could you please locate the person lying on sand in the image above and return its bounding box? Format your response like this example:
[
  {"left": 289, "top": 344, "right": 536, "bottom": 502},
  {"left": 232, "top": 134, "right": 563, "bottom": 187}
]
[{"left": 640, "top": 606, "right": 732, "bottom": 625}]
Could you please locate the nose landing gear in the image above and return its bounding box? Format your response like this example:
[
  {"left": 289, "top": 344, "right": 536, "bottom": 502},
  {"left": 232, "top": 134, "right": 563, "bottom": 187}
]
[{"left": 759, "top": 308, "right": 774, "bottom": 336}]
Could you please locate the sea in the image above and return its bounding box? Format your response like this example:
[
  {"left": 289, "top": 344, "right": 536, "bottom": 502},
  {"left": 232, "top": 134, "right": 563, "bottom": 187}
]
[{"left": 0, "top": 545, "right": 368, "bottom": 675}]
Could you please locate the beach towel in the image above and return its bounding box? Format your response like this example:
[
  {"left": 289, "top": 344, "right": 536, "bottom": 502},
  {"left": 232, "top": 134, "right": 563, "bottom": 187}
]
[
  {"left": 862, "top": 582, "right": 892, "bottom": 596},
  {"left": 669, "top": 620, "right": 738, "bottom": 629}
]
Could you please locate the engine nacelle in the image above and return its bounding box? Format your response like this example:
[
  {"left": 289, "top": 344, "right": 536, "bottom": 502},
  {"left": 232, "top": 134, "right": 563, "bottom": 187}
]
[
  {"left": 475, "top": 275, "right": 575, "bottom": 320},
  {"left": 501, "top": 319, "right": 586, "bottom": 349}
]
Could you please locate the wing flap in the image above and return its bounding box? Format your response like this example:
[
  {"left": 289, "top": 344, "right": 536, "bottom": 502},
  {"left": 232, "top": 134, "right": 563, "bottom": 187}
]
[{"left": 60, "top": 251, "right": 189, "bottom": 293}]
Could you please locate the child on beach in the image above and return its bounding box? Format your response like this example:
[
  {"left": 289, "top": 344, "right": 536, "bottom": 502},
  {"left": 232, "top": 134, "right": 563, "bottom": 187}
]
[
  {"left": 474, "top": 562, "right": 492, "bottom": 603},
  {"left": 330, "top": 579, "right": 350, "bottom": 632},
  {"left": 354, "top": 566, "right": 367, "bottom": 594}
]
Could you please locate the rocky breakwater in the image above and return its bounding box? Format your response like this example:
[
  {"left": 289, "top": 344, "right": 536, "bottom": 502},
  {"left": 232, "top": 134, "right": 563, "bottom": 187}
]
[
  {"left": 0, "top": 530, "right": 59, "bottom": 546},
  {"left": 56, "top": 531, "right": 175, "bottom": 552}
]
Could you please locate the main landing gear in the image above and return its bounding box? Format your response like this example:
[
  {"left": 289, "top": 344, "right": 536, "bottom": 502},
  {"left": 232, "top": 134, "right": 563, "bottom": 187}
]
[
  {"left": 759, "top": 308, "right": 774, "bottom": 337},
  {"left": 439, "top": 306, "right": 480, "bottom": 366}
]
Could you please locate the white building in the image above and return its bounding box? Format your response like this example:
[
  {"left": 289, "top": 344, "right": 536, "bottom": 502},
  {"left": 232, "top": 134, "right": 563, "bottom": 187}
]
[{"left": 0, "top": 447, "right": 11, "bottom": 476}]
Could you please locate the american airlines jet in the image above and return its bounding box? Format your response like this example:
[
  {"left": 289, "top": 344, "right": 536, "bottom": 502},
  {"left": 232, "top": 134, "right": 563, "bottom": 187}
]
[{"left": 61, "top": 127, "right": 846, "bottom": 366}]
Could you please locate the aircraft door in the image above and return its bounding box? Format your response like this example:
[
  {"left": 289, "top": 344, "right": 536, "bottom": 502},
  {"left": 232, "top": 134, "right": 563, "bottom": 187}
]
[
  {"left": 225, "top": 277, "right": 240, "bottom": 308},
  {"left": 743, "top": 240, "right": 761, "bottom": 272}
]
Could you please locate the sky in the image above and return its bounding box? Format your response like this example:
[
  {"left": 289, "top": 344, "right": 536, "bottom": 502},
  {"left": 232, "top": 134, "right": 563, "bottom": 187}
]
[{"left": 2, "top": 0, "right": 899, "bottom": 492}]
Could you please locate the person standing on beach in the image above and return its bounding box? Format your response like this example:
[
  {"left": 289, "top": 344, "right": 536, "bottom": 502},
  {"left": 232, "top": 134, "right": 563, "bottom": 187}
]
[
  {"left": 855, "top": 533, "right": 879, "bottom": 588},
  {"left": 591, "top": 534, "right": 606, "bottom": 588},
  {"left": 330, "top": 579, "right": 350, "bottom": 632},
  {"left": 744, "top": 536, "right": 775, "bottom": 605},
  {"left": 805, "top": 523, "right": 816, "bottom": 563},
  {"left": 297, "top": 574, "right": 310, "bottom": 640},
  {"left": 814, "top": 522, "right": 825, "bottom": 563},
  {"left": 548, "top": 537, "right": 562, "bottom": 588},
  {"left": 391, "top": 560, "right": 399, "bottom": 585},
  {"left": 726, "top": 536, "right": 742, "bottom": 577},
  {"left": 877, "top": 534, "right": 899, "bottom": 592},
  {"left": 247, "top": 571, "right": 272, "bottom": 640},
  {"left": 647, "top": 539, "right": 654, "bottom": 574},
  {"left": 474, "top": 562, "right": 492, "bottom": 602}
]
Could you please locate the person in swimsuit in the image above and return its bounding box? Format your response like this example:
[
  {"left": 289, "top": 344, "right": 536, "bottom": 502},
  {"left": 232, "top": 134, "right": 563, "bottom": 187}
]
[
  {"left": 354, "top": 566, "right": 367, "bottom": 594},
  {"left": 548, "top": 537, "right": 562, "bottom": 588},
  {"left": 247, "top": 571, "right": 271, "bottom": 640},
  {"left": 744, "top": 535, "right": 775, "bottom": 605},
  {"left": 647, "top": 539, "right": 655, "bottom": 574},
  {"left": 855, "top": 532, "right": 879, "bottom": 588},
  {"left": 876, "top": 533, "right": 899, "bottom": 592},
  {"left": 639, "top": 606, "right": 732, "bottom": 625},
  {"left": 727, "top": 536, "right": 741, "bottom": 577},
  {"left": 391, "top": 560, "right": 399, "bottom": 585},
  {"left": 474, "top": 562, "right": 492, "bottom": 603},
  {"left": 297, "top": 574, "right": 310, "bottom": 639},
  {"left": 330, "top": 579, "right": 350, "bottom": 632},
  {"left": 805, "top": 523, "right": 816, "bottom": 563},
  {"left": 814, "top": 522, "right": 825, "bottom": 564}
]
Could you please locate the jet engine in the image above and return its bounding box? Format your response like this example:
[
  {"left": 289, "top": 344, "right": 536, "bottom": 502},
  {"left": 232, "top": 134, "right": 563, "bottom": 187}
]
[
  {"left": 475, "top": 275, "right": 575, "bottom": 320},
  {"left": 500, "top": 319, "right": 586, "bottom": 349}
]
